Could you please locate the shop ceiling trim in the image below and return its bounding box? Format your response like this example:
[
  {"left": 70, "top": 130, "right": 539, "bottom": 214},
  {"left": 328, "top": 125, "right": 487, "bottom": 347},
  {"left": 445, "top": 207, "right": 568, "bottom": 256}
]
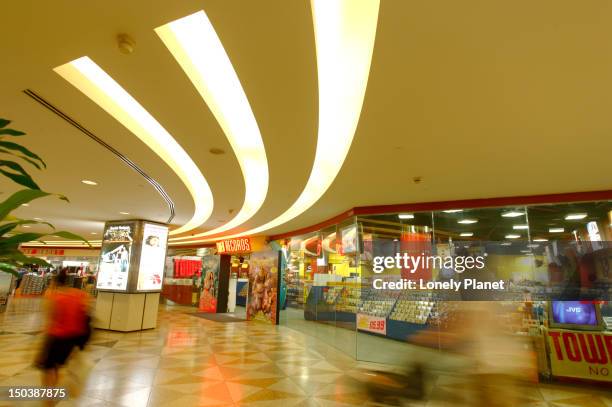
[
  {"left": 156, "top": 10, "right": 269, "bottom": 240},
  {"left": 54, "top": 57, "right": 214, "bottom": 236},
  {"left": 183, "top": 0, "right": 381, "bottom": 244}
]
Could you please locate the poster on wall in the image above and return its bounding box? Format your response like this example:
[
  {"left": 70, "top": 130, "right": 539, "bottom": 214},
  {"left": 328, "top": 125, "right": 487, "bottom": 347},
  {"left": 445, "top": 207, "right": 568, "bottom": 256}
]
[
  {"left": 96, "top": 224, "right": 134, "bottom": 291},
  {"left": 137, "top": 223, "right": 169, "bottom": 291},
  {"left": 342, "top": 225, "right": 357, "bottom": 254},
  {"left": 199, "top": 255, "right": 221, "bottom": 313},
  {"left": 247, "top": 250, "right": 279, "bottom": 324}
]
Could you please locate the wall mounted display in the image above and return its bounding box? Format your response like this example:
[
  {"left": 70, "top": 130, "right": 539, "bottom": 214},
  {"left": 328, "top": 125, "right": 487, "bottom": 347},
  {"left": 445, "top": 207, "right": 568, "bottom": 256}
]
[
  {"left": 199, "top": 255, "right": 221, "bottom": 313},
  {"left": 341, "top": 225, "right": 357, "bottom": 254}
]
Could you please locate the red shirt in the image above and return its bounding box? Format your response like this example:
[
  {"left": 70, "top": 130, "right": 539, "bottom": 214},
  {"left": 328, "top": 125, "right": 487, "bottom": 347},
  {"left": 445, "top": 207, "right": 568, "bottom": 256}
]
[{"left": 45, "top": 288, "right": 88, "bottom": 338}]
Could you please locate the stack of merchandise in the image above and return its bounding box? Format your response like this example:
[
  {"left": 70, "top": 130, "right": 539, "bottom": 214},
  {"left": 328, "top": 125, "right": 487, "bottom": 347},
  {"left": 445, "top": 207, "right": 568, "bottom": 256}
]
[
  {"left": 390, "top": 295, "right": 435, "bottom": 324},
  {"left": 358, "top": 291, "right": 398, "bottom": 318},
  {"left": 335, "top": 287, "right": 360, "bottom": 313},
  {"left": 20, "top": 273, "right": 45, "bottom": 295}
]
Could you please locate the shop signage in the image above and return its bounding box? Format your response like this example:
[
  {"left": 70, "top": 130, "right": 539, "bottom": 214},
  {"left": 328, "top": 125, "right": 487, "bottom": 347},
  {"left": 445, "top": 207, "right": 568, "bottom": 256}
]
[
  {"left": 216, "top": 238, "right": 252, "bottom": 253},
  {"left": 21, "top": 248, "right": 65, "bottom": 256},
  {"left": 357, "top": 313, "right": 387, "bottom": 335},
  {"left": 547, "top": 329, "right": 612, "bottom": 382}
]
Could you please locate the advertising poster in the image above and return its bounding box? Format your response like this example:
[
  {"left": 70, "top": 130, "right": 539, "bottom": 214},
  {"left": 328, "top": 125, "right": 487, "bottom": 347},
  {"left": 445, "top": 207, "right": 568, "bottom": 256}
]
[
  {"left": 96, "top": 224, "right": 134, "bottom": 291},
  {"left": 198, "top": 255, "right": 220, "bottom": 313},
  {"left": 547, "top": 329, "right": 612, "bottom": 382},
  {"left": 137, "top": 223, "right": 169, "bottom": 291},
  {"left": 357, "top": 313, "right": 387, "bottom": 335},
  {"left": 247, "top": 250, "right": 279, "bottom": 324},
  {"left": 342, "top": 225, "right": 357, "bottom": 254}
]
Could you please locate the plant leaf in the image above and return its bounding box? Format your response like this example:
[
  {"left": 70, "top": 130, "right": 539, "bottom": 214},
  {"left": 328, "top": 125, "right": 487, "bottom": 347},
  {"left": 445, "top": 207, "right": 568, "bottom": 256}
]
[
  {"left": 0, "top": 119, "right": 9, "bottom": 128},
  {"left": 0, "top": 160, "right": 40, "bottom": 190},
  {"left": 0, "top": 263, "right": 18, "bottom": 277},
  {"left": 0, "top": 250, "right": 51, "bottom": 267},
  {"left": 0, "top": 129, "right": 25, "bottom": 136},
  {"left": 0, "top": 231, "right": 90, "bottom": 249},
  {"left": 0, "top": 141, "right": 45, "bottom": 167},
  {"left": 0, "top": 189, "right": 52, "bottom": 220},
  {"left": 0, "top": 148, "right": 43, "bottom": 170},
  {"left": 52, "top": 231, "right": 91, "bottom": 247}
]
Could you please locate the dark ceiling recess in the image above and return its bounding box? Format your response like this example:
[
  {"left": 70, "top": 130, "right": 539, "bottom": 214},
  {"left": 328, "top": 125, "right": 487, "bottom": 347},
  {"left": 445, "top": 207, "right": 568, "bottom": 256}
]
[{"left": 22, "top": 89, "right": 176, "bottom": 224}]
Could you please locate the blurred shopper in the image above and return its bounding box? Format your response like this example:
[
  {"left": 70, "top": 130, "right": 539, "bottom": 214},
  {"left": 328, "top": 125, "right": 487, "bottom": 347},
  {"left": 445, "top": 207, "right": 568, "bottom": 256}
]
[{"left": 36, "top": 268, "right": 91, "bottom": 395}]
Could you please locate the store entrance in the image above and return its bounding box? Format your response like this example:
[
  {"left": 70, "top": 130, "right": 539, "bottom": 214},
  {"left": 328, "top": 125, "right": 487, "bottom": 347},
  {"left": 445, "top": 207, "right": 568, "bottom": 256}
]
[{"left": 228, "top": 254, "right": 249, "bottom": 319}]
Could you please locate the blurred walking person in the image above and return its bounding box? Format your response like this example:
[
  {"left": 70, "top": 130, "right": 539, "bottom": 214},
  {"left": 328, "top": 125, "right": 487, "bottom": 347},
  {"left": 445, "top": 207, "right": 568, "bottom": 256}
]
[{"left": 36, "top": 268, "right": 91, "bottom": 402}]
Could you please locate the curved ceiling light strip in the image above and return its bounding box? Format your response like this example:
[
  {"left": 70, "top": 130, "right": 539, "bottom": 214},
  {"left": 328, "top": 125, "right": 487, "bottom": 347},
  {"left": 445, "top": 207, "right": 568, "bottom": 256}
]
[
  {"left": 156, "top": 11, "right": 269, "bottom": 241},
  {"left": 54, "top": 57, "right": 214, "bottom": 235},
  {"left": 183, "top": 0, "right": 380, "bottom": 244}
]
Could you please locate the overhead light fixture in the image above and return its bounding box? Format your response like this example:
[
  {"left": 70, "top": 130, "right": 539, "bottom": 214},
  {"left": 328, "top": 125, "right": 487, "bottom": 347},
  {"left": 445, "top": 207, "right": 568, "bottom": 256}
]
[
  {"left": 458, "top": 219, "right": 478, "bottom": 224},
  {"left": 398, "top": 214, "right": 414, "bottom": 219},
  {"left": 513, "top": 225, "right": 529, "bottom": 230},
  {"left": 90, "top": 232, "right": 98, "bottom": 235},
  {"left": 500, "top": 242, "right": 512, "bottom": 246},
  {"left": 157, "top": 10, "right": 269, "bottom": 238},
  {"left": 460, "top": 232, "right": 473, "bottom": 237},
  {"left": 527, "top": 244, "right": 539, "bottom": 248},
  {"left": 55, "top": 57, "right": 213, "bottom": 235},
  {"left": 393, "top": 238, "right": 398, "bottom": 242},
  {"left": 520, "top": 250, "right": 532, "bottom": 254},
  {"left": 81, "top": 179, "right": 98, "bottom": 186},
  {"left": 549, "top": 228, "right": 565, "bottom": 233},
  {"left": 443, "top": 209, "right": 463, "bottom": 213},
  {"left": 175, "top": 0, "right": 380, "bottom": 243},
  {"left": 22, "top": 225, "right": 31, "bottom": 228},
  {"left": 21, "top": 203, "right": 29, "bottom": 207},
  {"left": 501, "top": 211, "right": 524, "bottom": 218},
  {"left": 505, "top": 234, "right": 520, "bottom": 239},
  {"left": 565, "top": 213, "right": 587, "bottom": 220},
  {"left": 533, "top": 238, "right": 548, "bottom": 242},
  {"left": 33, "top": 217, "right": 42, "bottom": 221},
  {"left": 119, "top": 211, "right": 130, "bottom": 215}
]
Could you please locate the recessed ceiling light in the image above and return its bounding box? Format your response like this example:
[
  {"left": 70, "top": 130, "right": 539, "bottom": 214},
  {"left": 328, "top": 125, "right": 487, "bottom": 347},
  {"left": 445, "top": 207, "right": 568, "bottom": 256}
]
[
  {"left": 119, "top": 212, "right": 130, "bottom": 215},
  {"left": 458, "top": 219, "right": 478, "bottom": 224},
  {"left": 501, "top": 211, "right": 524, "bottom": 218},
  {"left": 460, "top": 232, "right": 473, "bottom": 237},
  {"left": 393, "top": 238, "right": 398, "bottom": 242},
  {"left": 500, "top": 242, "right": 512, "bottom": 246},
  {"left": 156, "top": 11, "right": 269, "bottom": 239},
  {"left": 565, "top": 213, "right": 587, "bottom": 220},
  {"left": 443, "top": 209, "right": 463, "bottom": 213},
  {"left": 179, "top": 0, "right": 380, "bottom": 244},
  {"left": 520, "top": 249, "right": 532, "bottom": 253},
  {"left": 398, "top": 214, "right": 414, "bottom": 219},
  {"left": 549, "top": 228, "right": 565, "bottom": 233},
  {"left": 21, "top": 203, "right": 29, "bottom": 207},
  {"left": 527, "top": 244, "right": 539, "bottom": 248},
  {"left": 55, "top": 57, "right": 214, "bottom": 236},
  {"left": 33, "top": 217, "right": 42, "bottom": 221},
  {"left": 90, "top": 232, "right": 98, "bottom": 235},
  {"left": 505, "top": 234, "right": 520, "bottom": 239},
  {"left": 23, "top": 225, "right": 31, "bottom": 228},
  {"left": 533, "top": 238, "right": 548, "bottom": 242},
  {"left": 513, "top": 225, "right": 529, "bottom": 230},
  {"left": 81, "top": 179, "right": 98, "bottom": 186}
]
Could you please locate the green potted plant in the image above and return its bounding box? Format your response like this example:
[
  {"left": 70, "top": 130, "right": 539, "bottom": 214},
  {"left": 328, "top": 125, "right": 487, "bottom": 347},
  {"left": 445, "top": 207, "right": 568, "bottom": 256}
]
[{"left": 0, "top": 118, "right": 88, "bottom": 277}]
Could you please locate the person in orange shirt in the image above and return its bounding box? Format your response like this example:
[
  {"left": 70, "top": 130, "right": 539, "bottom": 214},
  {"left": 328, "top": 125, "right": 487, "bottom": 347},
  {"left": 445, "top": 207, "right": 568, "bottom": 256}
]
[{"left": 36, "top": 268, "right": 90, "bottom": 391}]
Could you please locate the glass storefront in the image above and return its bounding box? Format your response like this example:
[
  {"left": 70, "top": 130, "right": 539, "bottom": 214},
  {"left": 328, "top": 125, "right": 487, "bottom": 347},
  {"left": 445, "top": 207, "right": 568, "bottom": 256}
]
[{"left": 278, "top": 200, "right": 612, "bottom": 381}]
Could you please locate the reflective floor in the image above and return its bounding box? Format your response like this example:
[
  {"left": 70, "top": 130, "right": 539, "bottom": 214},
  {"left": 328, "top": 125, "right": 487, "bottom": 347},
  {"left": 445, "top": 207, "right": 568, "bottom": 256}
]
[{"left": 0, "top": 297, "right": 610, "bottom": 406}]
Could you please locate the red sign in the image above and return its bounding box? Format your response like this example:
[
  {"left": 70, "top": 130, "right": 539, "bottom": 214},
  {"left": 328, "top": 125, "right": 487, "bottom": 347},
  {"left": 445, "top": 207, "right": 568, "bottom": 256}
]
[
  {"left": 547, "top": 329, "right": 612, "bottom": 382},
  {"left": 216, "top": 238, "right": 252, "bottom": 254},
  {"left": 21, "top": 248, "right": 65, "bottom": 256},
  {"left": 357, "top": 313, "right": 387, "bottom": 335}
]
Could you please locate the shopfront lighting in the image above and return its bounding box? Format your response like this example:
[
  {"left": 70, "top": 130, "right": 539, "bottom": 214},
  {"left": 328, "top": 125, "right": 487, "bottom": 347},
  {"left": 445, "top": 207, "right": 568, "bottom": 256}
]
[
  {"left": 500, "top": 242, "right": 512, "bottom": 246},
  {"left": 501, "top": 211, "right": 524, "bottom": 218},
  {"left": 443, "top": 209, "right": 463, "bottom": 213},
  {"left": 512, "top": 225, "right": 529, "bottom": 230},
  {"left": 460, "top": 232, "right": 473, "bottom": 237},
  {"left": 398, "top": 214, "right": 414, "bottom": 219},
  {"left": 505, "top": 234, "right": 520, "bottom": 239},
  {"left": 565, "top": 213, "right": 587, "bottom": 220},
  {"left": 458, "top": 219, "right": 478, "bottom": 224},
  {"left": 549, "top": 228, "right": 565, "bottom": 233},
  {"left": 119, "top": 212, "right": 130, "bottom": 215},
  {"left": 81, "top": 179, "right": 98, "bottom": 186},
  {"left": 533, "top": 238, "right": 548, "bottom": 242},
  {"left": 156, "top": 10, "right": 269, "bottom": 238},
  {"left": 175, "top": 0, "right": 380, "bottom": 244},
  {"left": 55, "top": 57, "right": 214, "bottom": 235}
]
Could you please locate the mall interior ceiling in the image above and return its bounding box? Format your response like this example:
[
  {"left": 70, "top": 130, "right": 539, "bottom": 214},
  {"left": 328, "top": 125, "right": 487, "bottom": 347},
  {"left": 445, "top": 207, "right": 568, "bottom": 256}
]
[{"left": 2, "top": 0, "right": 612, "bottom": 245}]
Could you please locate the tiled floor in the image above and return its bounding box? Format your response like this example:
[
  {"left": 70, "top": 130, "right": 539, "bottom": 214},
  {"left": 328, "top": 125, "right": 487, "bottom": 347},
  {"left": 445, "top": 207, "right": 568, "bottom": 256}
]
[{"left": 0, "top": 297, "right": 610, "bottom": 406}]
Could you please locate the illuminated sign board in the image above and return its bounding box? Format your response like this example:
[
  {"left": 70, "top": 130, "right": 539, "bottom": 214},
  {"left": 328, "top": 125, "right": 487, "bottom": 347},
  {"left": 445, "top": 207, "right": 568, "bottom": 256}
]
[
  {"left": 216, "top": 238, "right": 252, "bottom": 254},
  {"left": 137, "top": 223, "right": 169, "bottom": 291}
]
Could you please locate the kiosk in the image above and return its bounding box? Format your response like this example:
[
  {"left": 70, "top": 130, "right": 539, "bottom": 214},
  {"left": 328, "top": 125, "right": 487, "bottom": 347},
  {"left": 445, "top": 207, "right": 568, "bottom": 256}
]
[{"left": 94, "top": 220, "right": 169, "bottom": 332}]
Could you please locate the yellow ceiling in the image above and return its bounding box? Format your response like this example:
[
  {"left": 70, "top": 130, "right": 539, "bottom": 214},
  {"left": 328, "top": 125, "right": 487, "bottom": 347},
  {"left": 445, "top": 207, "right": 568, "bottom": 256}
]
[{"left": 2, "top": 0, "right": 612, "bottom": 243}]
